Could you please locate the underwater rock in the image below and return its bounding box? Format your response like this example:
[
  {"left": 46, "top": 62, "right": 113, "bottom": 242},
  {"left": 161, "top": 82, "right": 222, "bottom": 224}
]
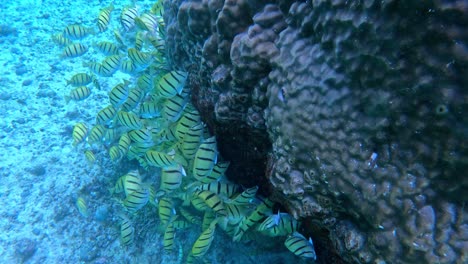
[
  {"left": 14, "top": 64, "right": 28, "bottom": 76},
  {"left": 166, "top": 0, "right": 468, "bottom": 263},
  {"left": 94, "top": 257, "right": 110, "bottom": 264},
  {"left": 32, "top": 228, "right": 41, "bottom": 236},
  {"left": 22, "top": 79, "right": 33, "bottom": 86},
  {"left": 36, "top": 87, "right": 57, "bottom": 99},
  {"left": 79, "top": 244, "right": 98, "bottom": 262},
  {"left": 26, "top": 165, "right": 46, "bottom": 176},
  {"left": 0, "top": 92, "right": 12, "bottom": 101},
  {"left": 94, "top": 205, "right": 109, "bottom": 222},
  {"left": 0, "top": 24, "right": 17, "bottom": 37},
  {"left": 15, "top": 238, "right": 37, "bottom": 262}
]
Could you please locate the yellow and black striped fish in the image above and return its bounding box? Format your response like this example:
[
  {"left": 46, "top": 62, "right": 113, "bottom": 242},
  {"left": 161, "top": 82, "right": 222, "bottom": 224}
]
[
  {"left": 160, "top": 164, "right": 186, "bottom": 192},
  {"left": 159, "top": 123, "right": 178, "bottom": 142},
  {"left": 123, "top": 170, "right": 143, "bottom": 196},
  {"left": 137, "top": 73, "right": 153, "bottom": 92},
  {"left": 196, "top": 182, "right": 240, "bottom": 199},
  {"left": 84, "top": 150, "right": 96, "bottom": 164},
  {"left": 180, "top": 84, "right": 192, "bottom": 99},
  {"left": 51, "top": 33, "right": 72, "bottom": 46},
  {"left": 204, "top": 161, "right": 230, "bottom": 182},
  {"left": 148, "top": 185, "right": 158, "bottom": 207},
  {"left": 191, "top": 219, "right": 217, "bottom": 257},
  {"left": 135, "top": 13, "right": 159, "bottom": 32},
  {"left": 127, "top": 143, "right": 152, "bottom": 161},
  {"left": 284, "top": 232, "right": 316, "bottom": 260},
  {"left": 100, "top": 54, "right": 123, "bottom": 77},
  {"left": 120, "top": 6, "right": 139, "bottom": 31},
  {"left": 109, "top": 145, "right": 122, "bottom": 161},
  {"left": 66, "top": 73, "right": 94, "bottom": 87},
  {"left": 83, "top": 61, "right": 104, "bottom": 75},
  {"left": 118, "top": 132, "right": 131, "bottom": 155},
  {"left": 173, "top": 218, "right": 191, "bottom": 230},
  {"left": 120, "top": 59, "right": 137, "bottom": 74},
  {"left": 117, "top": 111, "right": 142, "bottom": 130},
  {"left": 186, "top": 253, "right": 195, "bottom": 264},
  {"left": 175, "top": 105, "right": 201, "bottom": 140},
  {"left": 104, "top": 128, "right": 119, "bottom": 145},
  {"left": 149, "top": 55, "right": 169, "bottom": 73},
  {"left": 163, "top": 217, "right": 177, "bottom": 251},
  {"left": 156, "top": 71, "right": 188, "bottom": 98},
  {"left": 151, "top": 1, "right": 164, "bottom": 17},
  {"left": 61, "top": 43, "right": 88, "bottom": 58},
  {"left": 128, "top": 128, "right": 153, "bottom": 146},
  {"left": 97, "top": 3, "right": 114, "bottom": 32},
  {"left": 233, "top": 198, "right": 274, "bottom": 242},
  {"left": 217, "top": 218, "right": 239, "bottom": 238},
  {"left": 111, "top": 175, "right": 126, "bottom": 195},
  {"left": 173, "top": 150, "right": 189, "bottom": 168},
  {"left": 225, "top": 203, "right": 246, "bottom": 225},
  {"left": 156, "top": 16, "right": 165, "bottom": 36},
  {"left": 76, "top": 196, "right": 88, "bottom": 217},
  {"left": 103, "top": 128, "right": 120, "bottom": 145},
  {"left": 202, "top": 211, "right": 216, "bottom": 231},
  {"left": 191, "top": 196, "right": 210, "bottom": 212},
  {"left": 230, "top": 186, "right": 258, "bottom": 205},
  {"left": 181, "top": 123, "right": 203, "bottom": 158},
  {"left": 177, "top": 193, "right": 191, "bottom": 207},
  {"left": 128, "top": 48, "right": 152, "bottom": 68},
  {"left": 135, "top": 31, "right": 146, "bottom": 51},
  {"left": 122, "top": 170, "right": 143, "bottom": 196},
  {"left": 139, "top": 100, "right": 161, "bottom": 118},
  {"left": 145, "top": 150, "right": 176, "bottom": 168},
  {"left": 96, "top": 105, "right": 117, "bottom": 126},
  {"left": 63, "top": 24, "right": 93, "bottom": 39},
  {"left": 72, "top": 122, "right": 88, "bottom": 146},
  {"left": 193, "top": 137, "right": 218, "bottom": 182},
  {"left": 179, "top": 207, "right": 201, "bottom": 225},
  {"left": 109, "top": 81, "right": 130, "bottom": 107},
  {"left": 95, "top": 41, "right": 120, "bottom": 55},
  {"left": 120, "top": 214, "right": 134, "bottom": 246},
  {"left": 158, "top": 197, "right": 175, "bottom": 226},
  {"left": 162, "top": 94, "right": 188, "bottom": 122},
  {"left": 121, "top": 87, "right": 144, "bottom": 111},
  {"left": 258, "top": 212, "right": 298, "bottom": 237},
  {"left": 113, "top": 29, "right": 125, "bottom": 46},
  {"left": 194, "top": 190, "right": 226, "bottom": 216},
  {"left": 65, "top": 86, "right": 91, "bottom": 103},
  {"left": 87, "top": 124, "right": 106, "bottom": 145},
  {"left": 148, "top": 34, "right": 165, "bottom": 53},
  {"left": 112, "top": 170, "right": 142, "bottom": 196},
  {"left": 123, "top": 188, "right": 149, "bottom": 213}
]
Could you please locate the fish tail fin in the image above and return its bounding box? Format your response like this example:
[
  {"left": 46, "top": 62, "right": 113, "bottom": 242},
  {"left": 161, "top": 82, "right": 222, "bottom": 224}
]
[
  {"left": 93, "top": 79, "right": 101, "bottom": 90},
  {"left": 88, "top": 27, "right": 96, "bottom": 36}
]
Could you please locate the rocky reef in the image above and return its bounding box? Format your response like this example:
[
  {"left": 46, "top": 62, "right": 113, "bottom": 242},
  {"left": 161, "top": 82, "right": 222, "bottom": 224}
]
[{"left": 165, "top": 0, "right": 468, "bottom": 263}]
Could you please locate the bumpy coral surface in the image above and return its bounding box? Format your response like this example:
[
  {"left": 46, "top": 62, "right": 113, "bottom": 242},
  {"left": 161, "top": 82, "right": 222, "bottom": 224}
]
[{"left": 166, "top": 0, "right": 468, "bottom": 263}]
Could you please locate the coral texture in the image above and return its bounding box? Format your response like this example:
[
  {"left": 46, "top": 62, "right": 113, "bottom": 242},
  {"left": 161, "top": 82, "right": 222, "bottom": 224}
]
[{"left": 166, "top": 0, "right": 468, "bottom": 263}]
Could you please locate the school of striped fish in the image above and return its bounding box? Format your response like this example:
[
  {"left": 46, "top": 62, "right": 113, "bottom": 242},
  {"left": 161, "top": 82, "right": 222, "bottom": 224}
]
[{"left": 55, "top": 1, "right": 316, "bottom": 262}]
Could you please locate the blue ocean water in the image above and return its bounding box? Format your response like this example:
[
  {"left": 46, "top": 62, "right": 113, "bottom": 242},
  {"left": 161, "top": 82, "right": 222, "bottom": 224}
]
[{"left": 0, "top": 1, "right": 311, "bottom": 263}]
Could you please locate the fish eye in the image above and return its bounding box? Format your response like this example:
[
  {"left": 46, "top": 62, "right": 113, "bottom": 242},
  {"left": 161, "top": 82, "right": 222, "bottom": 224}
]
[{"left": 435, "top": 104, "right": 448, "bottom": 115}]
